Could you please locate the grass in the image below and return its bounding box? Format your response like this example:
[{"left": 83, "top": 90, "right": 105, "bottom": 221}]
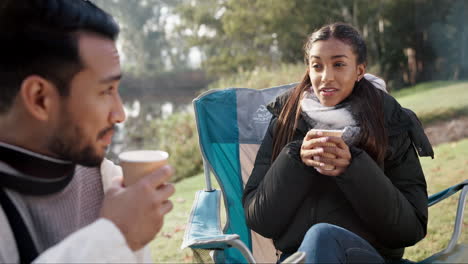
[
  {"left": 392, "top": 81, "right": 468, "bottom": 125},
  {"left": 148, "top": 75, "right": 468, "bottom": 262},
  {"left": 149, "top": 173, "right": 209, "bottom": 263},
  {"left": 390, "top": 81, "right": 463, "bottom": 98},
  {"left": 403, "top": 139, "right": 468, "bottom": 261},
  {"left": 150, "top": 139, "right": 468, "bottom": 263},
  {"left": 150, "top": 173, "right": 223, "bottom": 263}
]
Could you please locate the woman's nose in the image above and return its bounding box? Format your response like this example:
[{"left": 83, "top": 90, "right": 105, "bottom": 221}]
[{"left": 321, "top": 67, "right": 335, "bottom": 82}]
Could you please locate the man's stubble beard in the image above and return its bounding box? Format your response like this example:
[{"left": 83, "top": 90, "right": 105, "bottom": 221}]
[{"left": 48, "top": 110, "right": 105, "bottom": 167}]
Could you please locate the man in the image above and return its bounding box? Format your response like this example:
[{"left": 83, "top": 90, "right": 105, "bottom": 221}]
[{"left": 0, "top": 0, "right": 175, "bottom": 262}]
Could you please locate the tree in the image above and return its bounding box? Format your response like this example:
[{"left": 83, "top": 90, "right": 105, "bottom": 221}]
[
  {"left": 429, "top": 0, "right": 468, "bottom": 80},
  {"left": 175, "top": 0, "right": 384, "bottom": 75},
  {"left": 93, "top": 0, "right": 189, "bottom": 75},
  {"left": 132, "top": 0, "right": 467, "bottom": 87}
]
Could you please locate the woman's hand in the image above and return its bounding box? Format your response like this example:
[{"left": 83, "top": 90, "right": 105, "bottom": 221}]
[{"left": 300, "top": 130, "right": 352, "bottom": 176}]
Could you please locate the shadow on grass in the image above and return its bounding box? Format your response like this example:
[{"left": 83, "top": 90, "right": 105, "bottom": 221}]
[{"left": 419, "top": 106, "right": 468, "bottom": 126}]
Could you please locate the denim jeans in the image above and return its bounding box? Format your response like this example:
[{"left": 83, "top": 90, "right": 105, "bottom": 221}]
[{"left": 279, "top": 223, "right": 385, "bottom": 263}]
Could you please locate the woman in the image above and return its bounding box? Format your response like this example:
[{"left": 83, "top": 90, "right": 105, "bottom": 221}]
[{"left": 242, "top": 23, "right": 432, "bottom": 263}]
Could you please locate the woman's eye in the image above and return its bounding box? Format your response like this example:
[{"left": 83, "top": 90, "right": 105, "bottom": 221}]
[
  {"left": 312, "top": 64, "right": 322, "bottom": 69},
  {"left": 335, "top": 62, "right": 346, "bottom": 67}
]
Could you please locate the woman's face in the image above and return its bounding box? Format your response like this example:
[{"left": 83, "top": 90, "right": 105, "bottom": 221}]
[{"left": 308, "top": 38, "right": 365, "bottom": 107}]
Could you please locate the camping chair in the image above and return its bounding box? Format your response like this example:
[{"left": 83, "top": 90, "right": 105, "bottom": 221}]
[{"left": 181, "top": 84, "right": 468, "bottom": 263}]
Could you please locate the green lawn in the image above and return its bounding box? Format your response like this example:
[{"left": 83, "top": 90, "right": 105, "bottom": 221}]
[
  {"left": 392, "top": 81, "right": 468, "bottom": 125},
  {"left": 403, "top": 139, "right": 468, "bottom": 261},
  {"left": 390, "top": 81, "right": 463, "bottom": 99},
  {"left": 151, "top": 139, "right": 468, "bottom": 263},
  {"left": 149, "top": 173, "right": 210, "bottom": 263}
]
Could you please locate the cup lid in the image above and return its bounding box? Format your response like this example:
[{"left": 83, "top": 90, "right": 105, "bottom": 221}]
[
  {"left": 118, "top": 150, "right": 169, "bottom": 163},
  {"left": 309, "top": 129, "right": 344, "bottom": 133}
]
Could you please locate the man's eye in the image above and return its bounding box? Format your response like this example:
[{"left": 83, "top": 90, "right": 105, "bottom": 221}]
[{"left": 102, "top": 86, "right": 114, "bottom": 95}]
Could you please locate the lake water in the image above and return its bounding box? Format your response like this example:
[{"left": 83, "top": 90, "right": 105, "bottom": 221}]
[{"left": 107, "top": 98, "right": 192, "bottom": 162}]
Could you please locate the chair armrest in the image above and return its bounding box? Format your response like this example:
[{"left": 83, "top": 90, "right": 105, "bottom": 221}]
[
  {"left": 182, "top": 190, "right": 236, "bottom": 249},
  {"left": 428, "top": 180, "right": 467, "bottom": 207},
  {"left": 181, "top": 190, "right": 257, "bottom": 263},
  {"left": 282, "top": 252, "right": 306, "bottom": 264},
  {"left": 421, "top": 180, "right": 468, "bottom": 263}
]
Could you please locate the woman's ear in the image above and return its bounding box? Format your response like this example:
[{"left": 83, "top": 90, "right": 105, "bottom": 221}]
[
  {"left": 357, "top": 63, "right": 366, "bottom": 81},
  {"left": 19, "top": 76, "right": 60, "bottom": 121}
]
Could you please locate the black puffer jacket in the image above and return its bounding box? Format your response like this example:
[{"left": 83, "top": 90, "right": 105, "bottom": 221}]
[{"left": 242, "top": 89, "right": 432, "bottom": 260}]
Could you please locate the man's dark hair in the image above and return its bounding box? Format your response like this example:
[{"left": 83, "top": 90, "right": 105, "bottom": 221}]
[{"left": 0, "top": 0, "right": 120, "bottom": 113}]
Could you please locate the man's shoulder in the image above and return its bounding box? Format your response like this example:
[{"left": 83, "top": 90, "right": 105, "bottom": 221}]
[{"left": 73, "top": 159, "right": 122, "bottom": 192}]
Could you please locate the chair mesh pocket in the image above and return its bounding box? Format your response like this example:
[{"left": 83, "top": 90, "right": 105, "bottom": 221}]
[{"left": 191, "top": 248, "right": 216, "bottom": 263}]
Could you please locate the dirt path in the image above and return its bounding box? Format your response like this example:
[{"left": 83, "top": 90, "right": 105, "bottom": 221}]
[{"left": 424, "top": 116, "right": 468, "bottom": 146}]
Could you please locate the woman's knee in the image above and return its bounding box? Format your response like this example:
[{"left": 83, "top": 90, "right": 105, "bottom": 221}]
[
  {"left": 303, "top": 223, "right": 341, "bottom": 244},
  {"left": 305, "top": 223, "right": 341, "bottom": 237}
]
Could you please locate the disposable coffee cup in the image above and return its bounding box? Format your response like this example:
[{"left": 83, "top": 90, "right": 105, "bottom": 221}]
[
  {"left": 309, "top": 129, "right": 343, "bottom": 171},
  {"left": 118, "top": 150, "right": 169, "bottom": 186}
]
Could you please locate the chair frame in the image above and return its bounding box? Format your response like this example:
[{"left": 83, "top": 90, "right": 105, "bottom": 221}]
[{"left": 421, "top": 179, "right": 468, "bottom": 263}]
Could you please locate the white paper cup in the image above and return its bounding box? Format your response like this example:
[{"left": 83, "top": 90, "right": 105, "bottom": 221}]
[
  {"left": 118, "top": 150, "right": 169, "bottom": 186},
  {"left": 309, "top": 129, "right": 343, "bottom": 171}
]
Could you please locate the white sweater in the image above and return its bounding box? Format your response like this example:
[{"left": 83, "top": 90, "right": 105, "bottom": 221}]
[{"left": 0, "top": 159, "right": 152, "bottom": 263}]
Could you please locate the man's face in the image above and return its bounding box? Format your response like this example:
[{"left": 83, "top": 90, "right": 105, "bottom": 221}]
[{"left": 49, "top": 33, "right": 125, "bottom": 166}]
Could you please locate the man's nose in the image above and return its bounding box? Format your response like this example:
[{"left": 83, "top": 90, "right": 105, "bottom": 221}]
[{"left": 110, "top": 94, "right": 126, "bottom": 124}]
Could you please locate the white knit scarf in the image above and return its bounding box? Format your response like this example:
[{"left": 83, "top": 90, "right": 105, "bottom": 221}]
[
  {"left": 300, "top": 89, "right": 361, "bottom": 146},
  {"left": 299, "top": 74, "right": 387, "bottom": 146}
]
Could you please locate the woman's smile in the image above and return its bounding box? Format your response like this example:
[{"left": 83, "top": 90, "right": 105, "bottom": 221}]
[{"left": 319, "top": 87, "right": 339, "bottom": 97}]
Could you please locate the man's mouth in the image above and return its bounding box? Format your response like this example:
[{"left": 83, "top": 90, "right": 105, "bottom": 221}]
[
  {"left": 98, "top": 126, "right": 115, "bottom": 145},
  {"left": 101, "top": 131, "right": 114, "bottom": 145}
]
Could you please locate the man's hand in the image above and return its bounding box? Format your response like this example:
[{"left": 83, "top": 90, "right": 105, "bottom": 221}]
[
  {"left": 99, "top": 165, "right": 175, "bottom": 251},
  {"left": 300, "top": 130, "right": 352, "bottom": 176}
]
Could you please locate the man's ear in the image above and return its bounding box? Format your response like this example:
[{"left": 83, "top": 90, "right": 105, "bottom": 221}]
[{"left": 19, "top": 76, "right": 60, "bottom": 121}]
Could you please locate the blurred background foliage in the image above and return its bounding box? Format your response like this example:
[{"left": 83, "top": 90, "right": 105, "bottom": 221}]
[
  {"left": 88, "top": 2, "right": 468, "bottom": 262},
  {"left": 92, "top": 0, "right": 468, "bottom": 181},
  {"left": 95, "top": 0, "right": 468, "bottom": 91},
  {"left": 176, "top": 0, "right": 468, "bottom": 88}
]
